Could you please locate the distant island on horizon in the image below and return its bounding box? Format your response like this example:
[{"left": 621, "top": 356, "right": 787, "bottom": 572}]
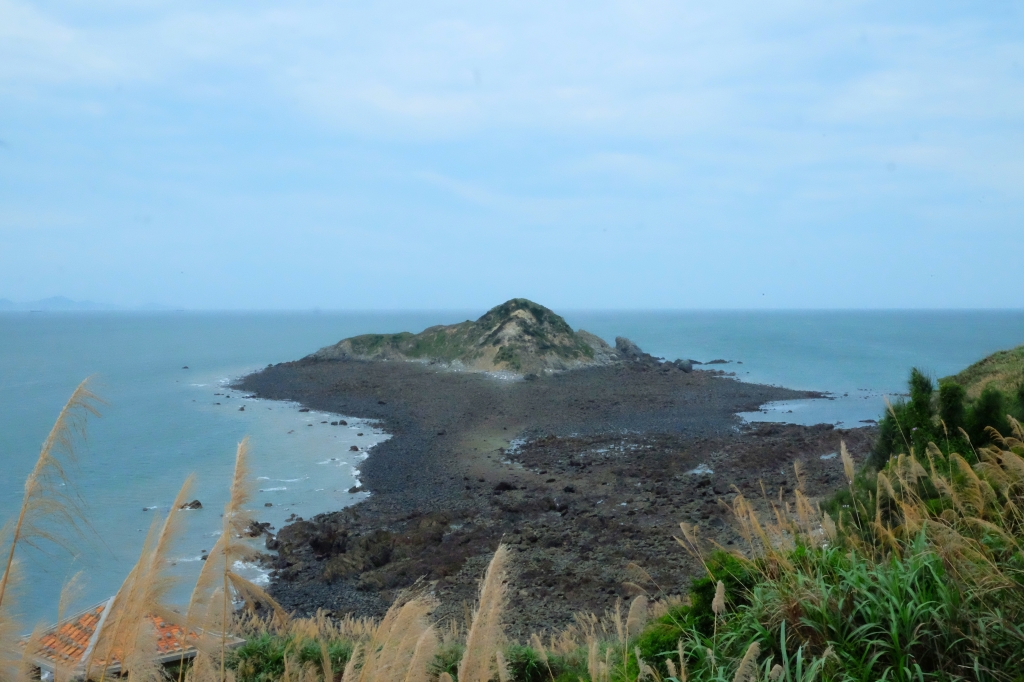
[{"left": 0, "top": 296, "right": 174, "bottom": 312}]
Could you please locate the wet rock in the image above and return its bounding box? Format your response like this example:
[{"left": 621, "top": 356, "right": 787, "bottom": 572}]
[
  {"left": 245, "top": 520, "right": 273, "bottom": 537},
  {"left": 348, "top": 485, "right": 364, "bottom": 493},
  {"left": 180, "top": 499, "right": 203, "bottom": 510},
  {"left": 350, "top": 445, "right": 360, "bottom": 451},
  {"left": 299, "top": 408, "right": 310, "bottom": 412},
  {"left": 615, "top": 337, "right": 645, "bottom": 360},
  {"left": 672, "top": 359, "right": 693, "bottom": 373}
]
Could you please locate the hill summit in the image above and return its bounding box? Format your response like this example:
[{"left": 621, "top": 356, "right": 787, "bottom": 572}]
[{"left": 310, "top": 298, "right": 631, "bottom": 374}]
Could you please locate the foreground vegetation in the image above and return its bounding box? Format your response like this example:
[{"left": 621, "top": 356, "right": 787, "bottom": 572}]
[
  {"left": 872, "top": 353, "right": 1024, "bottom": 469},
  {"left": 4, "top": 359, "right": 1024, "bottom": 681}
]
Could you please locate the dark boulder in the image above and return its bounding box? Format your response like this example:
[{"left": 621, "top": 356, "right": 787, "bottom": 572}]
[{"left": 673, "top": 359, "right": 693, "bottom": 373}]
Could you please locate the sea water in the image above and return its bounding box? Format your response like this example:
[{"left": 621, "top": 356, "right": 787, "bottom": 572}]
[
  {"left": 566, "top": 310, "right": 1024, "bottom": 426},
  {"left": 0, "top": 311, "right": 473, "bottom": 625},
  {"left": 2, "top": 309, "right": 1023, "bottom": 625}
]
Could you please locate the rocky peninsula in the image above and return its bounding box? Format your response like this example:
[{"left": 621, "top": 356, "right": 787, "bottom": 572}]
[{"left": 236, "top": 299, "right": 876, "bottom": 636}]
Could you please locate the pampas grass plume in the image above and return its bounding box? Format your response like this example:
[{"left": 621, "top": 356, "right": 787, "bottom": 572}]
[
  {"left": 625, "top": 595, "right": 647, "bottom": 639},
  {"left": 731, "top": 642, "right": 760, "bottom": 682},
  {"left": 0, "top": 379, "right": 100, "bottom": 612},
  {"left": 458, "top": 545, "right": 509, "bottom": 682},
  {"left": 711, "top": 581, "right": 725, "bottom": 616}
]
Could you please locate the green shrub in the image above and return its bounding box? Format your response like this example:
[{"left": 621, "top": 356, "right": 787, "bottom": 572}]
[
  {"left": 938, "top": 380, "right": 966, "bottom": 435},
  {"left": 969, "top": 386, "right": 1010, "bottom": 445}
]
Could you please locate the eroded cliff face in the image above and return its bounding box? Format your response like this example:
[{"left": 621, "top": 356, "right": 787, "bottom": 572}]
[{"left": 310, "top": 298, "right": 623, "bottom": 374}]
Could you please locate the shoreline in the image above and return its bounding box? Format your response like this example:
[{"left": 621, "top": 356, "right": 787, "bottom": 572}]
[{"left": 235, "top": 357, "right": 876, "bottom": 635}]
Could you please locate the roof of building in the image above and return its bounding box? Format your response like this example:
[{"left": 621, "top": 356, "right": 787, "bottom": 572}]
[{"left": 28, "top": 598, "right": 200, "bottom": 675}]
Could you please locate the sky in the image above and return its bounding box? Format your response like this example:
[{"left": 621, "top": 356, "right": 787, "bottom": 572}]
[{"left": 2, "top": 1, "right": 1023, "bottom": 310}]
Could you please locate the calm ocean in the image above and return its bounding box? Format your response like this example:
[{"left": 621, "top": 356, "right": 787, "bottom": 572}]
[{"left": 2, "top": 309, "right": 1023, "bottom": 625}]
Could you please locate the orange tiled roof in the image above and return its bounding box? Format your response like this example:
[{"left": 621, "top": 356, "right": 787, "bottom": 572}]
[
  {"left": 31, "top": 600, "right": 196, "bottom": 673},
  {"left": 35, "top": 604, "right": 103, "bottom": 666}
]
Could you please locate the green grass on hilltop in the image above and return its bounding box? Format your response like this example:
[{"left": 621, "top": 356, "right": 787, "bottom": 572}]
[{"left": 946, "top": 343, "right": 1024, "bottom": 399}]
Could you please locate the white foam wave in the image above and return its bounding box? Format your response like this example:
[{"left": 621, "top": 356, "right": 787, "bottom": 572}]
[
  {"left": 259, "top": 486, "right": 287, "bottom": 492},
  {"left": 232, "top": 560, "right": 270, "bottom": 586}
]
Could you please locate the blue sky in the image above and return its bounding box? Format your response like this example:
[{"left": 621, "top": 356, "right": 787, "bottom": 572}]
[{"left": 2, "top": 1, "right": 1023, "bottom": 309}]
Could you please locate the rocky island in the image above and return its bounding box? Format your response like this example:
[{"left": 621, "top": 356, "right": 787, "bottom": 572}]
[
  {"left": 309, "top": 297, "right": 661, "bottom": 373},
  {"left": 236, "top": 299, "right": 875, "bottom": 636}
]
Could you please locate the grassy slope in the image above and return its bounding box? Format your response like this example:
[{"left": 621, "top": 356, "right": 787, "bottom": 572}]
[{"left": 945, "top": 343, "right": 1024, "bottom": 398}]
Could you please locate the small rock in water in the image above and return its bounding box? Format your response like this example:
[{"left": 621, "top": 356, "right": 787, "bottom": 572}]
[
  {"left": 265, "top": 502, "right": 273, "bottom": 507},
  {"left": 182, "top": 365, "right": 189, "bottom": 369},
  {"left": 350, "top": 445, "right": 359, "bottom": 451},
  {"left": 179, "top": 499, "right": 203, "bottom": 510},
  {"left": 339, "top": 420, "right": 348, "bottom": 426},
  {"left": 239, "top": 406, "right": 245, "bottom": 411},
  {"left": 348, "top": 485, "right": 364, "bottom": 493},
  {"left": 330, "top": 421, "right": 338, "bottom": 425},
  {"left": 357, "top": 432, "right": 364, "bottom": 436},
  {"left": 298, "top": 408, "right": 310, "bottom": 413},
  {"left": 244, "top": 520, "right": 272, "bottom": 537}
]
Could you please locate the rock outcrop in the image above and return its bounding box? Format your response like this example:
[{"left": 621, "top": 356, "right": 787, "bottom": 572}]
[{"left": 311, "top": 298, "right": 630, "bottom": 374}]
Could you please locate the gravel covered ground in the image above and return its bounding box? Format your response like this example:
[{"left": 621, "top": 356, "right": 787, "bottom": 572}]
[{"left": 236, "top": 357, "right": 875, "bottom": 637}]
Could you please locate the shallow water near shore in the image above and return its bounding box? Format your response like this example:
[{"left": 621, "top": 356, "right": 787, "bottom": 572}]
[{"left": 1, "top": 309, "right": 1023, "bottom": 625}]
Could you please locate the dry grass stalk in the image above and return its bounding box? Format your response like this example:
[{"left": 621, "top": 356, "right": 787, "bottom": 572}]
[
  {"left": 625, "top": 596, "right": 648, "bottom": 639},
  {"left": 711, "top": 581, "right": 725, "bottom": 617},
  {"left": 731, "top": 641, "right": 760, "bottom": 682},
  {"left": 16, "top": 625, "right": 43, "bottom": 682},
  {"left": 89, "top": 475, "right": 195, "bottom": 681},
  {"left": 633, "top": 647, "right": 655, "bottom": 680},
  {"left": 341, "top": 643, "right": 362, "bottom": 682},
  {"left": 359, "top": 594, "right": 434, "bottom": 682},
  {"left": 494, "top": 650, "right": 509, "bottom": 682},
  {"left": 674, "top": 523, "right": 712, "bottom": 577},
  {"left": 184, "top": 439, "right": 286, "bottom": 682},
  {"left": 458, "top": 545, "right": 509, "bottom": 682},
  {"left": 0, "top": 379, "right": 101, "bottom": 613},
  {"left": 403, "top": 626, "right": 437, "bottom": 682},
  {"left": 318, "top": 641, "right": 333, "bottom": 682},
  {"left": 53, "top": 572, "right": 85, "bottom": 682},
  {"left": 840, "top": 441, "right": 855, "bottom": 485},
  {"left": 676, "top": 639, "right": 688, "bottom": 682}
]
